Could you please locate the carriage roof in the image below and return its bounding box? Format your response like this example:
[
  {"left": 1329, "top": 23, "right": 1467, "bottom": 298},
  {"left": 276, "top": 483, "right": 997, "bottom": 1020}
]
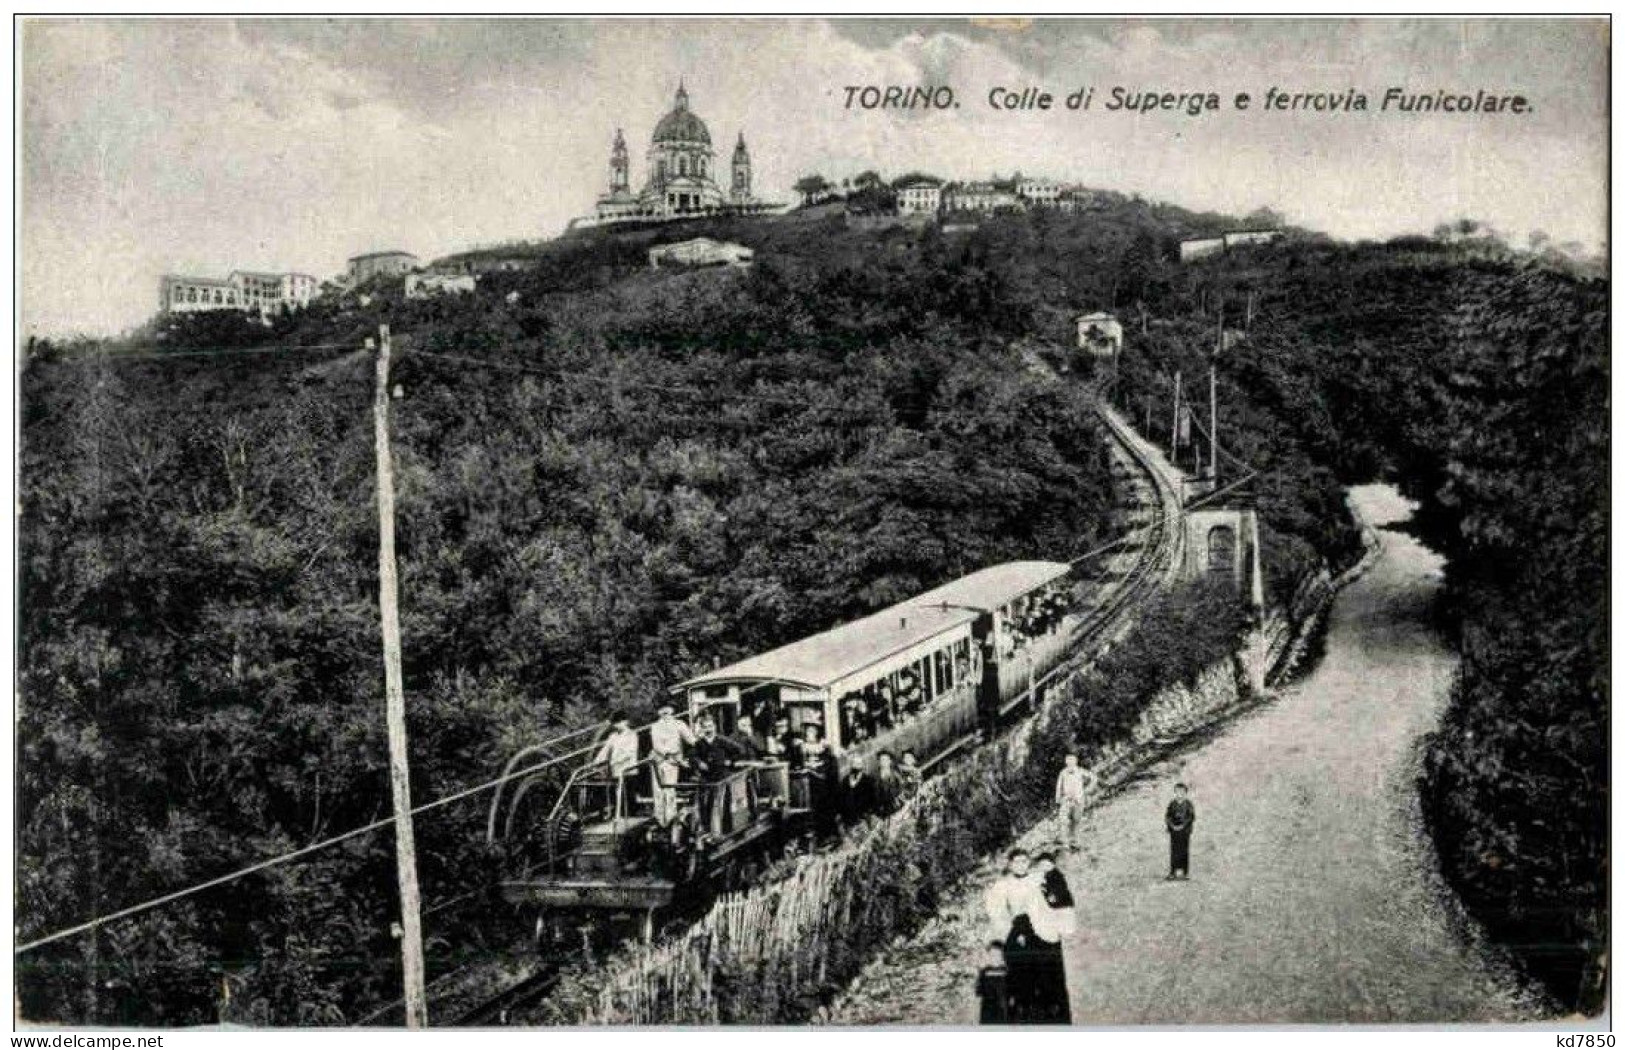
[
  {"left": 675, "top": 560, "right": 1071, "bottom": 693},
  {"left": 905, "top": 560, "right": 1071, "bottom": 611}
]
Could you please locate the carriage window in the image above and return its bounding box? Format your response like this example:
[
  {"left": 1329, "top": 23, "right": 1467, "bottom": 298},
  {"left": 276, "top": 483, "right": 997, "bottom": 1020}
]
[
  {"left": 1207, "top": 525, "right": 1237, "bottom": 576},
  {"left": 864, "top": 681, "right": 894, "bottom": 731},
  {"left": 919, "top": 657, "right": 935, "bottom": 705},
  {"left": 784, "top": 704, "right": 824, "bottom": 740},
  {"left": 838, "top": 690, "right": 873, "bottom": 744},
  {"left": 896, "top": 666, "right": 922, "bottom": 718}
]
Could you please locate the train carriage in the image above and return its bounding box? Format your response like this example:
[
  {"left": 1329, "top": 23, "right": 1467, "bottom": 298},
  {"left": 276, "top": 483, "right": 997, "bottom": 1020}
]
[
  {"left": 679, "top": 560, "right": 1075, "bottom": 773},
  {"left": 497, "top": 560, "right": 1076, "bottom": 942}
]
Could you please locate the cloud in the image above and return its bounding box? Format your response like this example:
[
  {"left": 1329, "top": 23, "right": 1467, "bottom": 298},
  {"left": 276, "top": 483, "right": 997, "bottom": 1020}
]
[{"left": 20, "top": 18, "right": 1609, "bottom": 337}]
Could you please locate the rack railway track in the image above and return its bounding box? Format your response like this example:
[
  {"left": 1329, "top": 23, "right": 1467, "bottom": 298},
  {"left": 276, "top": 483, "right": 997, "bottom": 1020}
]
[{"left": 439, "top": 373, "right": 1189, "bottom": 1027}]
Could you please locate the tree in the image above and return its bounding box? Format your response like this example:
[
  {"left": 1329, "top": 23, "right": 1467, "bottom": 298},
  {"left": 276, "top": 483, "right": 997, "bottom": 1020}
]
[{"left": 793, "top": 174, "right": 832, "bottom": 206}]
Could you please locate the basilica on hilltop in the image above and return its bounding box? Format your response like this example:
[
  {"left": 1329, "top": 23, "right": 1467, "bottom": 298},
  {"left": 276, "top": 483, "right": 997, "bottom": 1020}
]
[{"left": 585, "top": 82, "right": 781, "bottom": 227}]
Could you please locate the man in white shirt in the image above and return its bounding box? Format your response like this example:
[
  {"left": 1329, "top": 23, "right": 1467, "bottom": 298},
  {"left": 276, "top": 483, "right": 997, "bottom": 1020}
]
[
  {"left": 648, "top": 701, "right": 696, "bottom": 827},
  {"left": 1054, "top": 751, "right": 1097, "bottom": 853},
  {"left": 593, "top": 711, "right": 640, "bottom": 821}
]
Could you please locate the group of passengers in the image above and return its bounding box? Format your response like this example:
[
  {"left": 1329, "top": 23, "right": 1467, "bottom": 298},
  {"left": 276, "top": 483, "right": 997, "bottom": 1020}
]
[
  {"left": 1003, "top": 588, "right": 1071, "bottom": 655},
  {"left": 837, "top": 655, "right": 977, "bottom": 745},
  {"left": 592, "top": 703, "right": 928, "bottom": 844}
]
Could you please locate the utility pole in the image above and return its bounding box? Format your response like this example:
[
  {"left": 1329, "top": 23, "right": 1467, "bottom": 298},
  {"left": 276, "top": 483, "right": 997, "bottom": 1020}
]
[
  {"left": 1211, "top": 302, "right": 1222, "bottom": 480},
  {"left": 374, "top": 323, "right": 429, "bottom": 1028},
  {"left": 1171, "top": 370, "right": 1182, "bottom": 462}
]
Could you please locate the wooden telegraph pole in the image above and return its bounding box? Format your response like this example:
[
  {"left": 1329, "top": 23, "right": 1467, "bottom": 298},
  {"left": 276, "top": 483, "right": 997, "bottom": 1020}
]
[
  {"left": 373, "top": 324, "right": 429, "bottom": 1028},
  {"left": 1171, "top": 370, "right": 1183, "bottom": 464},
  {"left": 1210, "top": 302, "right": 1222, "bottom": 480}
]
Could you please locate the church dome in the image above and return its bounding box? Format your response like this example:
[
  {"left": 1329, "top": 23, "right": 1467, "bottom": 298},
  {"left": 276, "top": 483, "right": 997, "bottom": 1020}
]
[{"left": 651, "top": 83, "right": 711, "bottom": 145}]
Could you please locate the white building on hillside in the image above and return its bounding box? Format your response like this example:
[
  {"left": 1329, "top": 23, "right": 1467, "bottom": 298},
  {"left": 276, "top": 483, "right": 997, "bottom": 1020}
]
[
  {"left": 159, "top": 270, "right": 317, "bottom": 316},
  {"left": 894, "top": 175, "right": 944, "bottom": 214},
  {"left": 1179, "top": 236, "right": 1227, "bottom": 262},
  {"left": 347, "top": 250, "right": 420, "bottom": 283},
  {"left": 946, "top": 181, "right": 1023, "bottom": 212},
  {"left": 405, "top": 273, "right": 478, "bottom": 299},
  {"left": 1016, "top": 178, "right": 1062, "bottom": 205},
  {"left": 1076, "top": 312, "right": 1124, "bottom": 357},
  {"left": 648, "top": 237, "right": 754, "bottom": 269},
  {"left": 1224, "top": 229, "right": 1282, "bottom": 249}
]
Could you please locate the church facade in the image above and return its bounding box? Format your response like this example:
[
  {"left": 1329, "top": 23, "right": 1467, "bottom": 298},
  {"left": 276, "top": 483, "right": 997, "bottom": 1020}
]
[{"left": 584, "top": 82, "right": 780, "bottom": 227}]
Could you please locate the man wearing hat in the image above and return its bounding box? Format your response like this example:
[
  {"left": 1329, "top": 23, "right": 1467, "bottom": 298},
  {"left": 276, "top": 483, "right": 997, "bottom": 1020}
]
[
  {"left": 1165, "top": 782, "right": 1196, "bottom": 880},
  {"left": 649, "top": 701, "right": 695, "bottom": 827},
  {"left": 593, "top": 710, "right": 641, "bottom": 821}
]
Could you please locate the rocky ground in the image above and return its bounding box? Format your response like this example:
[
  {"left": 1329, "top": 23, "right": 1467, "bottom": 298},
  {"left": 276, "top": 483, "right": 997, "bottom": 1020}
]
[{"left": 829, "top": 485, "right": 1546, "bottom": 1025}]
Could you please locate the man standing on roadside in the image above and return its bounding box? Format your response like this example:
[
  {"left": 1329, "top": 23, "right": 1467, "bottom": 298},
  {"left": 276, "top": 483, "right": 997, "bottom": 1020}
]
[
  {"left": 1054, "top": 750, "right": 1096, "bottom": 852},
  {"left": 1165, "top": 782, "right": 1196, "bottom": 880}
]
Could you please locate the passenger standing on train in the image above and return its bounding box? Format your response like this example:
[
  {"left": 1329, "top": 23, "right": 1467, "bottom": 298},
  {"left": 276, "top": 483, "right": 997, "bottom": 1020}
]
[
  {"left": 874, "top": 750, "right": 906, "bottom": 815},
  {"left": 691, "top": 715, "right": 750, "bottom": 837},
  {"left": 797, "top": 723, "right": 827, "bottom": 769},
  {"left": 593, "top": 711, "right": 640, "bottom": 821},
  {"left": 899, "top": 750, "right": 923, "bottom": 797},
  {"left": 1165, "top": 782, "right": 1196, "bottom": 880},
  {"left": 799, "top": 724, "right": 838, "bottom": 834},
  {"left": 1054, "top": 751, "right": 1097, "bottom": 853},
  {"left": 764, "top": 713, "right": 794, "bottom": 761},
  {"left": 836, "top": 762, "right": 876, "bottom": 830},
  {"left": 649, "top": 701, "right": 695, "bottom": 828}
]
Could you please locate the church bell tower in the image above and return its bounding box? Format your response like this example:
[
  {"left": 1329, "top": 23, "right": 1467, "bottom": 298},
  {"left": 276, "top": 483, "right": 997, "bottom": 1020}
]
[
  {"left": 608, "top": 128, "right": 629, "bottom": 195},
  {"left": 731, "top": 132, "right": 752, "bottom": 204}
]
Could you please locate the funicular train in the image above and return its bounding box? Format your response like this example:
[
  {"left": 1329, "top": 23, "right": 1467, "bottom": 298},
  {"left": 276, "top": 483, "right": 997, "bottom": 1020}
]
[{"left": 493, "top": 560, "right": 1089, "bottom": 944}]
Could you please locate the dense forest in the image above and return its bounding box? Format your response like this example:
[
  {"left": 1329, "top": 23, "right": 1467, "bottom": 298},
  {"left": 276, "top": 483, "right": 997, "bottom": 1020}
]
[{"left": 18, "top": 196, "right": 1605, "bottom": 1022}]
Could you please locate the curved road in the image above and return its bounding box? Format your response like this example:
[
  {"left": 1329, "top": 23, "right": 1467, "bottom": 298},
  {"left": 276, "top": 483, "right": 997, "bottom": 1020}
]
[{"left": 832, "top": 485, "right": 1540, "bottom": 1025}]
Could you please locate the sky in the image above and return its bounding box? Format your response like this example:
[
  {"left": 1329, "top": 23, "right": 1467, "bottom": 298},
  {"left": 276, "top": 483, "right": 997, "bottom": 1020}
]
[{"left": 20, "top": 17, "right": 1610, "bottom": 338}]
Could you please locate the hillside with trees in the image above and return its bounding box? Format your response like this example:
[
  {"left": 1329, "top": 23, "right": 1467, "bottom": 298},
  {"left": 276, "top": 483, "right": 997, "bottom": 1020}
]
[
  {"left": 17, "top": 196, "right": 1604, "bottom": 1022},
  {"left": 21, "top": 206, "right": 1152, "bottom": 1024}
]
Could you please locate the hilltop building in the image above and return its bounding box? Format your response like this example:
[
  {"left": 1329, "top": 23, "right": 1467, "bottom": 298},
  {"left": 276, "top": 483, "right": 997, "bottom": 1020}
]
[
  {"left": 945, "top": 180, "right": 1023, "bottom": 213},
  {"left": 582, "top": 82, "right": 782, "bottom": 228},
  {"left": 159, "top": 270, "right": 317, "bottom": 316},
  {"left": 1016, "top": 177, "right": 1063, "bottom": 205},
  {"left": 893, "top": 175, "right": 944, "bottom": 215},
  {"left": 347, "top": 250, "right": 420, "bottom": 283}
]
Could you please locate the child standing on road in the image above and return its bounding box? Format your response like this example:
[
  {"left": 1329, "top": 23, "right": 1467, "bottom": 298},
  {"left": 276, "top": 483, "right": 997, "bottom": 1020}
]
[
  {"left": 1165, "top": 782, "right": 1196, "bottom": 880},
  {"left": 1054, "top": 751, "right": 1097, "bottom": 852}
]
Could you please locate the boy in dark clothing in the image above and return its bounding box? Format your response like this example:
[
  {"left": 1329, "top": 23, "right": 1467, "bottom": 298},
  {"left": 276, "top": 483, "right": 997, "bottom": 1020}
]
[
  {"left": 837, "top": 764, "right": 876, "bottom": 829},
  {"left": 873, "top": 750, "right": 906, "bottom": 815},
  {"left": 1165, "top": 782, "right": 1195, "bottom": 880}
]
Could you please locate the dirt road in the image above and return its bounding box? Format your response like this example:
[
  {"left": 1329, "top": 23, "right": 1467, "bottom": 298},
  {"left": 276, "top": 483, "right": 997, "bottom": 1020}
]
[{"left": 832, "top": 485, "right": 1540, "bottom": 1024}]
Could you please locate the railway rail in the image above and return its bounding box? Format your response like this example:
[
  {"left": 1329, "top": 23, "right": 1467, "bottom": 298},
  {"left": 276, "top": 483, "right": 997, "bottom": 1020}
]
[{"left": 444, "top": 372, "right": 1190, "bottom": 1026}]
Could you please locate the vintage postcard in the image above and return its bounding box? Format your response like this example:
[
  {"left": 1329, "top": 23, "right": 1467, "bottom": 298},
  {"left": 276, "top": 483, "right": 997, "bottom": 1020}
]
[{"left": 15, "top": 15, "right": 1609, "bottom": 1036}]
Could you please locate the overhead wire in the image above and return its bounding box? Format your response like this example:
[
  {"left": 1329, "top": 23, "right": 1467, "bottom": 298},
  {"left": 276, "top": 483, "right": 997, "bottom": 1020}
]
[
  {"left": 14, "top": 721, "right": 632, "bottom": 955},
  {"left": 44, "top": 342, "right": 365, "bottom": 363},
  {"left": 17, "top": 325, "right": 1266, "bottom": 959}
]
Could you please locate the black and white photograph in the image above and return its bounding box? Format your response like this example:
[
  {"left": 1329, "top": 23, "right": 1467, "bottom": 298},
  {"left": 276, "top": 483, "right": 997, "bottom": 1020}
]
[{"left": 13, "top": 14, "right": 1610, "bottom": 1034}]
